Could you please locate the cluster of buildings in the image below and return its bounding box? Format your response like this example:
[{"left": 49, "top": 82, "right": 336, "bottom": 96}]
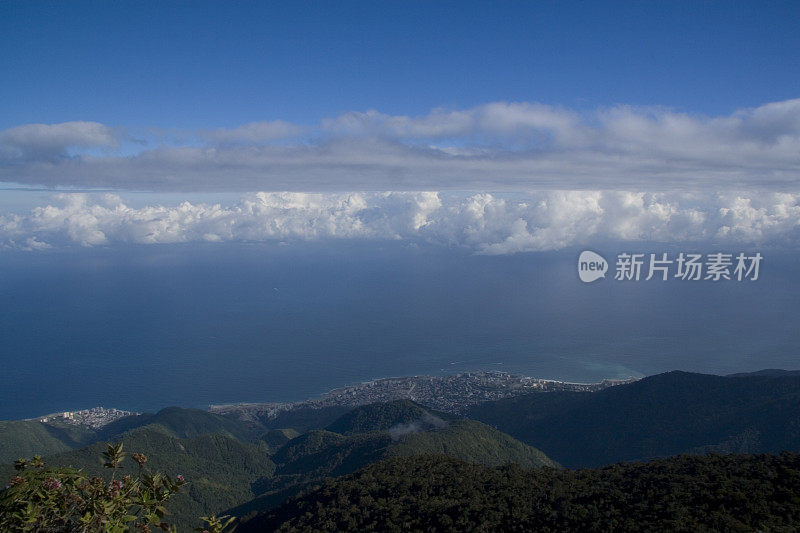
[
  {"left": 307, "top": 372, "right": 637, "bottom": 414},
  {"left": 37, "top": 407, "right": 135, "bottom": 429},
  {"left": 212, "top": 371, "right": 639, "bottom": 420}
]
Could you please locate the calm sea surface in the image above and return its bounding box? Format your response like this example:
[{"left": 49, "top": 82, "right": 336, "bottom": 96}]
[{"left": 0, "top": 242, "right": 797, "bottom": 420}]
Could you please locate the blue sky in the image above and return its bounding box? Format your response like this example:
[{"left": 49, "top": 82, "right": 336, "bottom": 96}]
[
  {"left": 1, "top": 2, "right": 799, "bottom": 410},
  {"left": 0, "top": 1, "right": 798, "bottom": 251},
  {"left": 2, "top": 0, "right": 798, "bottom": 129}
]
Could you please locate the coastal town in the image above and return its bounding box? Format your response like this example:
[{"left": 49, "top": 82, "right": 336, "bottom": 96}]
[
  {"left": 27, "top": 372, "right": 638, "bottom": 429},
  {"left": 34, "top": 407, "right": 136, "bottom": 429},
  {"left": 211, "top": 371, "right": 639, "bottom": 421}
]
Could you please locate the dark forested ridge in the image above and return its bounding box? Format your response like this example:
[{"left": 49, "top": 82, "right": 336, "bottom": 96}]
[
  {"left": 240, "top": 452, "right": 800, "bottom": 532},
  {"left": 4, "top": 370, "right": 800, "bottom": 531},
  {"left": 468, "top": 370, "right": 800, "bottom": 467},
  {"left": 324, "top": 399, "right": 453, "bottom": 435},
  {"left": 227, "top": 401, "right": 556, "bottom": 522}
]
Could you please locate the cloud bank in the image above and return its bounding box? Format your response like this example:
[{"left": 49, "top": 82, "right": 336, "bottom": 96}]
[
  {"left": 1, "top": 99, "right": 799, "bottom": 192},
  {"left": 2, "top": 190, "right": 798, "bottom": 253}
]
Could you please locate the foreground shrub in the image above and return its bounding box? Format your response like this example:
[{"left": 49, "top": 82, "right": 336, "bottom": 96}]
[{"left": 0, "top": 442, "right": 186, "bottom": 532}]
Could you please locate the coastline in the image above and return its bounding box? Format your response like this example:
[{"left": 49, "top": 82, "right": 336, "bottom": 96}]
[{"left": 14, "top": 370, "right": 639, "bottom": 426}]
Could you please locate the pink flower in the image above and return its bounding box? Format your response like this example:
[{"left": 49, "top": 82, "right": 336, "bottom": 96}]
[{"left": 43, "top": 478, "right": 61, "bottom": 490}]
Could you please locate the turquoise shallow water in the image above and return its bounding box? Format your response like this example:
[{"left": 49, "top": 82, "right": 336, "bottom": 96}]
[{"left": 0, "top": 242, "right": 797, "bottom": 420}]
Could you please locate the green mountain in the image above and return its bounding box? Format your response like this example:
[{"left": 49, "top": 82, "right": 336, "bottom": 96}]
[
  {"left": 229, "top": 401, "right": 555, "bottom": 521},
  {"left": 272, "top": 430, "right": 390, "bottom": 477},
  {"left": 0, "top": 406, "right": 264, "bottom": 467},
  {"left": 96, "top": 406, "right": 263, "bottom": 441},
  {"left": 261, "top": 428, "right": 301, "bottom": 452},
  {"left": 325, "top": 399, "right": 452, "bottom": 435},
  {"left": 468, "top": 370, "right": 800, "bottom": 468},
  {"left": 239, "top": 452, "right": 800, "bottom": 532},
  {"left": 275, "top": 401, "right": 553, "bottom": 473},
  {"left": 2, "top": 401, "right": 554, "bottom": 530},
  {"left": 0, "top": 407, "right": 272, "bottom": 531},
  {"left": 0, "top": 420, "right": 95, "bottom": 464},
  {"left": 389, "top": 419, "right": 557, "bottom": 468},
  {"left": 40, "top": 426, "right": 275, "bottom": 531}
]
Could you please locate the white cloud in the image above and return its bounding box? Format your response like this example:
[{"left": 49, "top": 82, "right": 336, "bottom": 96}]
[
  {"left": 1, "top": 99, "right": 799, "bottom": 191},
  {"left": 388, "top": 413, "right": 448, "bottom": 440},
  {"left": 2, "top": 190, "right": 798, "bottom": 253},
  {"left": 200, "top": 120, "right": 305, "bottom": 143},
  {"left": 0, "top": 121, "right": 119, "bottom": 161}
]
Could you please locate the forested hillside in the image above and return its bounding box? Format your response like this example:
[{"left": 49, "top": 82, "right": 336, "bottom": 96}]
[
  {"left": 0, "top": 420, "right": 94, "bottom": 464},
  {"left": 2, "top": 400, "right": 555, "bottom": 531},
  {"left": 468, "top": 370, "right": 800, "bottom": 467},
  {"left": 229, "top": 401, "right": 555, "bottom": 522},
  {"left": 240, "top": 452, "right": 800, "bottom": 532}
]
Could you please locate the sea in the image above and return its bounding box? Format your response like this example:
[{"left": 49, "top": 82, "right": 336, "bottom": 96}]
[{"left": 0, "top": 241, "right": 798, "bottom": 420}]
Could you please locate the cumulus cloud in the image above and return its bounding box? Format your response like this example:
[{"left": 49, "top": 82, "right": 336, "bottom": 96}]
[
  {"left": 1, "top": 99, "right": 799, "bottom": 191},
  {"left": 2, "top": 190, "right": 798, "bottom": 253}
]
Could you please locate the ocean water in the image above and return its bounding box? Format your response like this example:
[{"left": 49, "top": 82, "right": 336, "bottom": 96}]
[{"left": 0, "top": 241, "right": 798, "bottom": 420}]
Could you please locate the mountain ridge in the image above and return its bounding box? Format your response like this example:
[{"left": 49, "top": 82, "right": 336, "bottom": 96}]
[{"left": 468, "top": 369, "right": 800, "bottom": 467}]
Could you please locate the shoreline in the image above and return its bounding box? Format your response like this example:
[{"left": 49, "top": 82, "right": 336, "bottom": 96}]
[
  {"left": 16, "top": 370, "right": 641, "bottom": 425},
  {"left": 210, "top": 369, "right": 639, "bottom": 410},
  {"left": 209, "top": 370, "right": 640, "bottom": 420}
]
